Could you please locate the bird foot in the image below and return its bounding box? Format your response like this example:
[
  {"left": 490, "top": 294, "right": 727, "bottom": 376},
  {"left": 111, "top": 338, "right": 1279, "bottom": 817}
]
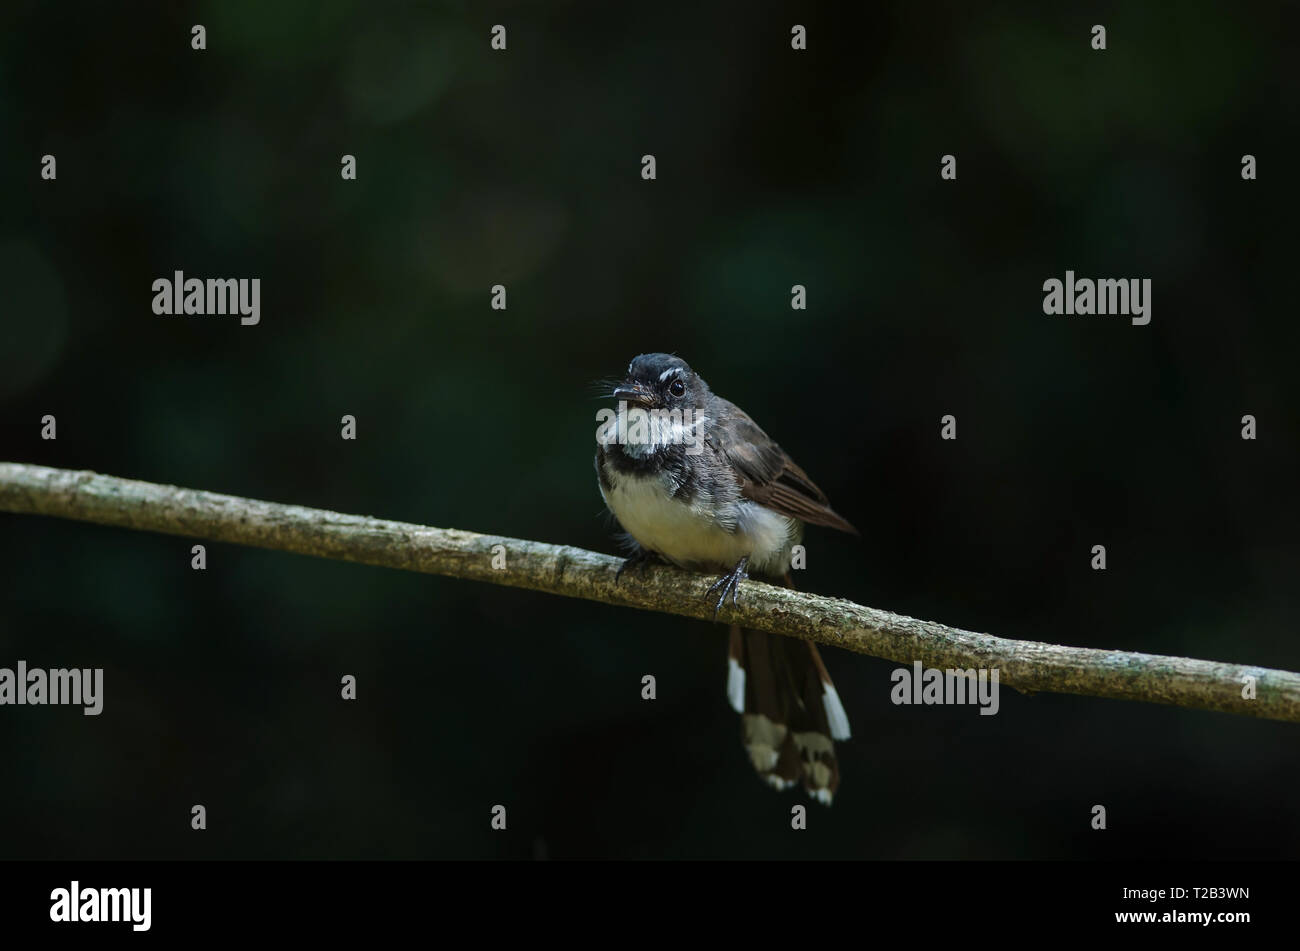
[{"left": 705, "top": 556, "right": 750, "bottom": 620}]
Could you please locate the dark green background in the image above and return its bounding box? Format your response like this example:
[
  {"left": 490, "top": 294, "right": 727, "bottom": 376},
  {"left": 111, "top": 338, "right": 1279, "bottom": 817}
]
[{"left": 2, "top": 1, "right": 1297, "bottom": 858}]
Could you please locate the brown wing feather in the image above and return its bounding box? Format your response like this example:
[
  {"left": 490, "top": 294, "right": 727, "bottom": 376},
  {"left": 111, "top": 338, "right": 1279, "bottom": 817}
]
[{"left": 710, "top": 399, "right": 858, "bottom": 535}]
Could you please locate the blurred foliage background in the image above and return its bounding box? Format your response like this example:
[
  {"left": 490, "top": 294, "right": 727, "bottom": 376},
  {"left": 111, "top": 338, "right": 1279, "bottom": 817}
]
[{"left": 1, "top": 0, "right": 1298, "bottom": 858}]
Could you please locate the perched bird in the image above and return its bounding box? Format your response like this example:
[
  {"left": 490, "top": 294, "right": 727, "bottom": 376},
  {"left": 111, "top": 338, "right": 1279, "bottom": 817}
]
[{"left": 594, "top": 353, "right": 856, "bottom": 803}]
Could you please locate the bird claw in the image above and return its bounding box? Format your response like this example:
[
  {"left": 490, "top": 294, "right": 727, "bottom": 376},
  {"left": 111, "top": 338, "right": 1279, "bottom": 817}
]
[{"left": 705, "top": 556, "right": 749, "bottom": 620}]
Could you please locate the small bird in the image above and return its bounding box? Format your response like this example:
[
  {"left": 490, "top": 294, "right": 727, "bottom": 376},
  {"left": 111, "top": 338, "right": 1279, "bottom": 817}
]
[{"left": 594, "top": 353, "right": 856, "bottom": 803}]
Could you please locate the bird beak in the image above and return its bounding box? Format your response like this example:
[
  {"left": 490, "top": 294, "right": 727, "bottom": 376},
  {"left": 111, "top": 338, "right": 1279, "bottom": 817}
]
[{"left": 612, "top": 381, "right": 655, "bottom": 408}]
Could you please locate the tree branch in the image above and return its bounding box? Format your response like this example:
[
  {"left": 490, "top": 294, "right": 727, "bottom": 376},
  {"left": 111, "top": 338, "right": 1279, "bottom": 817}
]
[{"left": 3, "top": 461, "right": 1297, "bottom": 723}]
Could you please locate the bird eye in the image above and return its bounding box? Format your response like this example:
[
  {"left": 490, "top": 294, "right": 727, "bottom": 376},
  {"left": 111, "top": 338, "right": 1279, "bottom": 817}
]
[{"left": 669, "top": 379, "right": 686, "bottom": 398}]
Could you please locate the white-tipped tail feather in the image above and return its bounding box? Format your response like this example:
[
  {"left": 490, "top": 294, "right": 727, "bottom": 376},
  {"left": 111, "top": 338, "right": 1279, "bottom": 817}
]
[
  {"left": 726, "top": 657, "right": 746, "bottom": 714},
  {"left": 822, "top": 683, "right": 851, "bottom": 741}
]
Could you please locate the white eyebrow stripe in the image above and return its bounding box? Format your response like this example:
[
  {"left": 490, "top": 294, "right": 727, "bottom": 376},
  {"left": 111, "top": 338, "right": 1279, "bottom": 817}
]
[{"left": 658, "top": 367, "right": 682, "bottom": 382}]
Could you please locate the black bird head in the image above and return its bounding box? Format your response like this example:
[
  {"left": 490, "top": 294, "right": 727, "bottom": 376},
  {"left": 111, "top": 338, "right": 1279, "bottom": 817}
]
[{"left": 613, "top": 353, "right": 710, "bottom": 411}]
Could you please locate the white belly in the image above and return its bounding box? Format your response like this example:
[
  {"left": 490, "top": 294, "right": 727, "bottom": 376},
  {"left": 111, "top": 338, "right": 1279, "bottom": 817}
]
[{"left": 601, "top": 468, "right": 797, "bottom": 575}]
